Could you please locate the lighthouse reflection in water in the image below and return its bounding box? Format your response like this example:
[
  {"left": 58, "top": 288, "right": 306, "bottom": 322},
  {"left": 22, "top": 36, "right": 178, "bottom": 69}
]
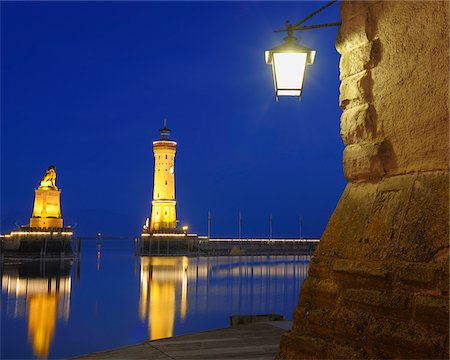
[
  {"left": 139, "top": 255, "right": 309, "bottom": 341},
  {"left": 139, "top": 257, "right": 188, "bottom": 340},
  {"left": 1, "top": 242, "right": 310, "bottom": 359},
  {"left": 2, "top": 260, "right": 72, "bottom": 358}
]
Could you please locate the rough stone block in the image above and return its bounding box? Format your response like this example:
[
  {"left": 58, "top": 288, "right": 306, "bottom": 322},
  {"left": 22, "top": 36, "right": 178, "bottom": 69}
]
[
  {"left": 337, "top": 9, "right": 371, "bottom": 54},
  {"left": 343, "top": 142, "right": 385, "bottom": 182},
  {"left": 439, "top": 260, "right": 449, "bottom": 296},
  {"left": 278, "top": 333, "right": 327, "bottom": 360},
  {"left": 413, "top": 294, "right": 449, "bottom": 330},
  {"left": 317, "top": 172, "right": 447, "bottom": 263},
  {"left": 394, "top": 171, "right": 449, "bottom": 262},
  {"left": 369, "top": 1, "right": 449, "bottom": 176},
  {"left": 298, "top": 278, "right": 338, "bottom": 311},
  {"left": 295, "top": 308, "right": 368, "bottom": 344},
  {"left": 332, "top": 259, "right": 388, "bottom": 279},
  {"left": 340, "top": 39, "right": 381, "bottom": 79},
  {"left": 339, "top": 70, "right": 372, "bottom": 110},
  {"left": 351, "top": 171, "right": 448, "bottom": 263},
  {"left": 365, "top": 317, "right": 447, "bottom": 359},
  {"left": 339, "top": 1, "right": 380, "bottom": 23},
  {"left": 340, "top": 103, "right": 376, "bottom": 145},
  {"left": 328, "top": 343, "right": 366, "bottom": 359},
  {"left": 307, "top": 256, "right": 331, "bottom": 280},
  {"left": 276, "top": 324, "right": 365, "bottom": 360},
  {"left": 292, "top": 308, "right": 336, "bottom": 340},
  {"left": 332, "top": 259, "right": 390, "bottom": 290},
  {"left": 361, "top": 173, "right": 416, "bottom": 260},
  {"left": 322, "top": 171, "right": 448, "bottom": 263},
  {"left": 317, "top": 182, "right": 378, "bottom": 260},
  {"left": 343, "top": 288, "right": 410, "bottom": 315},
  {"left": 397, "top": 263, "right": 440, "bottom": 290}
]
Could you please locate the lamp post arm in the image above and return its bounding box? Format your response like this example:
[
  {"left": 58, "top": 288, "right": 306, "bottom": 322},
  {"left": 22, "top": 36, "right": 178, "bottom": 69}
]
[
  {"left": 274, "top": 22, "right": 341, "bottom": 33},
  {"left": 295, "top": 22, "right": 341, "bottom": 30},
  {"left": 293, "top": 0, "right": 338, "bottom": 28},
  {"left": 274, "top": 0, "right": 340, "bottom": 34}
]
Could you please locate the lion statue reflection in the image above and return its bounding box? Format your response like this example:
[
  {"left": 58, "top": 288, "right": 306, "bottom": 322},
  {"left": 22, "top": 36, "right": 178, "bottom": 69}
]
[{"left": 40, "top": 165, "right": 57, "bottom": 188}]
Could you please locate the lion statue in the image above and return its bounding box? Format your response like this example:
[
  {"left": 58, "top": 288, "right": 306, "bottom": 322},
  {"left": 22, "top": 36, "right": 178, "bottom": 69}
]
[{"left": 40, "top": 165, "right": 57, "bottom": 188}]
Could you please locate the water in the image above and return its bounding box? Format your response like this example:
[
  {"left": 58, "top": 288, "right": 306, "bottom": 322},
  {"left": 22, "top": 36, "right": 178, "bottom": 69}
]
[{"left": 1, "top": 240, "right": 310, "bottom": 359}]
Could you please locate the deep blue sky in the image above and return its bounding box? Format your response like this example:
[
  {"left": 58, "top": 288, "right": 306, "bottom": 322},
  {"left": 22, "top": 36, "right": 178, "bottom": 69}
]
[{"left": 1, "top": 1, "right": 345, "bottom": 238}]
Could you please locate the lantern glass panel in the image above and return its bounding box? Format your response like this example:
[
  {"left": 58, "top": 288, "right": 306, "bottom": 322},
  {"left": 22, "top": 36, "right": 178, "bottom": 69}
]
[{"left": 272, "top": 52, "right": 307, "bottom": 94}]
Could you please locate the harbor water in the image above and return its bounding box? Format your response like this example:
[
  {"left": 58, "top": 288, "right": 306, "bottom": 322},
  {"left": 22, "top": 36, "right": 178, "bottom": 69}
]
[{"left": 1, "top": 239, "right": 311, "bottom": 359}]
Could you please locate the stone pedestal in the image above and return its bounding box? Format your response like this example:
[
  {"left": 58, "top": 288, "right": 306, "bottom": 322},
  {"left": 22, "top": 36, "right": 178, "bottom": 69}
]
[{"left": 30, "top": 187, "right": 63, "bottom": 228}]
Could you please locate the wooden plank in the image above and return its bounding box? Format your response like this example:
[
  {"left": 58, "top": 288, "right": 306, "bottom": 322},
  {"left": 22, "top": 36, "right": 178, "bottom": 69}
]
[
  {"left": 74, "top": 343, "right": 171, "bottom": 359},
  {"left": 73, "top": 322, "right": 287, "bottom": 359}
]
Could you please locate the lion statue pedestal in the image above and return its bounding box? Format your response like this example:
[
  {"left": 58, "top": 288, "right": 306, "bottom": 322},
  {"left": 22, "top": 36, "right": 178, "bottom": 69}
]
[{"left": 29, "top": 166, "right": 63, "bottom": 229}]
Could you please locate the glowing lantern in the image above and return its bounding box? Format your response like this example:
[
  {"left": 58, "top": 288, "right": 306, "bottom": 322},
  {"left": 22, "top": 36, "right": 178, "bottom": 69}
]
[{"left": 265, "top": 32, "right": 316, "bottom": 99}]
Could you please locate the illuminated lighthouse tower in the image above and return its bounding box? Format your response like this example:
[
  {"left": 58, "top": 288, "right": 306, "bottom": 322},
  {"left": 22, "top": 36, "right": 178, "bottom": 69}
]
[{"left": 150, "top": 119, "right": 177, "bottom": 232}]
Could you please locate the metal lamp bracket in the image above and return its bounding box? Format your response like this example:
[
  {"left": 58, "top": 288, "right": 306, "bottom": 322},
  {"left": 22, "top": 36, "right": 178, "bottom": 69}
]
[{"left": 274, "top": 0, "right": 341, "bottom": 35}]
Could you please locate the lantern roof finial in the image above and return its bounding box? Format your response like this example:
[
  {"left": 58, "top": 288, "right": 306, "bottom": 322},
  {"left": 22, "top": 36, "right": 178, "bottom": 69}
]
[{"left": 159, "top": 117, "right": 171, "bottom": 140}]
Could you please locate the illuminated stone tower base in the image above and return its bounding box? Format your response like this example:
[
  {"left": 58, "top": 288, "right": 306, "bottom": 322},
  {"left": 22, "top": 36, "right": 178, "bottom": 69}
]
[
  {"left": 30, "top": 187, "right": 63, "bottom": 228},
  {"left": 1, "top": 166, "right": 72, "bottom": 255}
]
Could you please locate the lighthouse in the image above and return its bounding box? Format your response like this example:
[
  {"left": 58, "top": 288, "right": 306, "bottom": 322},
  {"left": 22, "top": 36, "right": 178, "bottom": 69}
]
[{"left": 149, "top": 119, "right": 177, "bottom": 232}]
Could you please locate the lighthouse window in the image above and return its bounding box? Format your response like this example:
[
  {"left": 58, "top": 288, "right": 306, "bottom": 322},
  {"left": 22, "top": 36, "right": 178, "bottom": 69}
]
[
  {"left": 165, "top": 181, "right": 167, "bottom": 185},
  {"left": 165, "top": 211, "right": 167, "bottom": 215},
  {"left": 166, "top": 155, "right": 168, "bottom": 159}
]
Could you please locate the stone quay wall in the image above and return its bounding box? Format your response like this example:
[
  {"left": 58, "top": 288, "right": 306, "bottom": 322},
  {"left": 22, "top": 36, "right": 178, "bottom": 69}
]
[{"left": 279, "top": 1, "right": 449, "bottom": 359}]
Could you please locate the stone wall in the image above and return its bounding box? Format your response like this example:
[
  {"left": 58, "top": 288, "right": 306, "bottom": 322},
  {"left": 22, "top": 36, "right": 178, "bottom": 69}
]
[{"left": 279, "top": 1, "right": 449, "bottom": 359}]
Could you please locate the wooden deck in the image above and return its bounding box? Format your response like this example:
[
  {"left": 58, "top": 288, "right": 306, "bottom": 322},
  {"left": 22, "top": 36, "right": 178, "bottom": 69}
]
[{"left": 73, "top": 321, "right": 290, "bottom": 359}]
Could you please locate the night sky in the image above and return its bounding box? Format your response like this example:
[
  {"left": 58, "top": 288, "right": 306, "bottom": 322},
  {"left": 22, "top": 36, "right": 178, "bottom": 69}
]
[{"left": 1, "top": 1, "right": 345, "bottom": 238}]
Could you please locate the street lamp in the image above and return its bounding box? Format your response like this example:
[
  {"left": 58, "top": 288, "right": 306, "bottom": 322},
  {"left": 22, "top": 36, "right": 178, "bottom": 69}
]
[
  {"left": 266, "top": 1, "right": 341, "bottom": 100},
  {"left": 265, "top": 24, "right": 316, "bottom": 98}
]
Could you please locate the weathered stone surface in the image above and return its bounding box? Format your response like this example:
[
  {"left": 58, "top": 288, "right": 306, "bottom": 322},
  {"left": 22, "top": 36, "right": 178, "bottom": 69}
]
[
  {"left": 316, "top": 182, "right": 379, "bottom": 260},
  {"left": 393, "top": 171, "right": 449, "bottom": 262},
  {"left": 307, "top": 256, "right": 331, "bottom": 280},
  {"left": 278, "top": 330, "right": 366, "bottom": 360},
  {"left": 332, "top": 259, "right": 388, "bottom": 279},
  {"left": 339, "top": 70, "right": 372, "bottom": 110},
  {"left": 293, "top": 307, "right": 370, "bottom": 344},
  {"left": 364, "top": 317, "right": 448, "bottom": 359},
  {"left": 340, "top": 103, "right": 376, "bottom": 145},
  {"left": 413, "top": 294, "right": 449, "bottom": 331},
  {"left": 342, "top": 288, "right": 410, "bottom": 318},
  {"left": 296, "top": 277, "right": 338, "bottom": 313},
  {"left": 332, "top": 259, "right": 390, "bottom": 291},
  {"left": 340, "top": 40, "right": 381, "bottom": 80},
  {"left": 370, "top": 1, "right": 449, "bottom": 175},
  {"left": 278, "top": 333, "right": 327, "bottom": 360},
  {"left": 285, "top": 306, "right": 448, "bottom": 359},
  {"left": 320, "top": 171, "right": 448, "bottom": 262},
  {"left": 279, "top": 1, "right": 449, "bottom": 358},
  {"left": 361, "top": 173, "right": 417, "bottom": 259},
  {"left": 343, "top": 142, "right": 385, "bottom": 181},
  {"left": 339, "top": 1, "right": 380, "bottom": 23},
  {"left": 397, "top": 263, "right": 441, "bottom": 289},
  {"left": 336, "top": 8, "right": 372, "bottom": 54}
]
